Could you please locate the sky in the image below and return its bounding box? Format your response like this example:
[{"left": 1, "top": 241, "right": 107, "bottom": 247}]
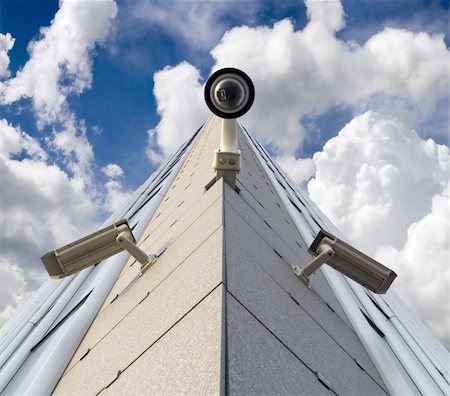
[{"left": 0, "top": 0, "right": 448, "bottom": 348}]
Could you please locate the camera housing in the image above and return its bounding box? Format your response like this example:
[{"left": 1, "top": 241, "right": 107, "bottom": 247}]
[
  {"left": 294, "top": 229, "right": 397, "bottom": 294},
  {"left": 41, "top": 219, "right": 156, "bottom": 279},
  {"left": 204, "top": 68, "right": 255, "bottom": 119}
]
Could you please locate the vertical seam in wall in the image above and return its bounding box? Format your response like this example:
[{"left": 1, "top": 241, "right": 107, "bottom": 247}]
[{"left": 220, "top": 180, "right": 229, "bottom": 396}]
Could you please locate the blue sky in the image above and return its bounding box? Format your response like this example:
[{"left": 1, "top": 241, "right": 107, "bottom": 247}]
[
  {"left": 0, "top": 0, "right": 449, "bottom": 347},
  {"left": 2, "top": 0, "right": 448, "bottom": 189}
]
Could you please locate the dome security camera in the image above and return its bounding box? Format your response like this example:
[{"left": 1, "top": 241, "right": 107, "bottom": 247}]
[{"left": 204, "top": 68, "right": 255, "bottom": 119}]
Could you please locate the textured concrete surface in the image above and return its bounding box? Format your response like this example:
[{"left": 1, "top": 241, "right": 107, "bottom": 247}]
[
  {"left": 66, "top": 210, "right": 223, "bottom": 371},
  {"left": 223, "top": 198, "right": 385, "bottom": 388},
  {"left": 54, "top": 227, "right": 223, "bottom": 395},
  {"left": 227, "top": 293, "right": 334, "bottom": 396},
  {"left": 66, "top": 191, "right": 223, "bottom": 371},
  {"left": 225, "top": 184, "right": 351, "bottom": 326},
  {"left": 101, "top": 285, "right": 223, "bottom": 396},
  {"left": 224, "top": 201, "right": 387, "bottom": 395},
  {"left": 225, "top": 133, "right": 387, "bottom": 393}
]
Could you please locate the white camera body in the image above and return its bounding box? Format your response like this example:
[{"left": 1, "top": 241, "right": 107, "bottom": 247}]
[
  {"left": 41, "top": 219, "right": 156, "bottom": 279},
  {"left": 294, "top": 229, "right": 397, "bottom": 294}
]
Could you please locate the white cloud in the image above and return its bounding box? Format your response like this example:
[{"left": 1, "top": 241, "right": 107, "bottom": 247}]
[
  {"left": 130, "top": 0, "right": 259, "bottom": 50},
  {"left": 276, "top": 155, "right": 316, "bottom": 184},
  {"left": 0, "top": 117, "right": 46, "bottom": 159},
  {"left": 49, "top": 114, "right": 94, "bottom": 178},
  {"left": 210, "top": 20, "right": 448, "bottom": 152},
  {"left": 376, "top": 184, "right": 450, "bottom": 348},
  {"left": 101, "top": 163, "right": 124, "bottom": 178},
  {"left": 147, "top": 62, "right": 208, "bottom": 162},
  {"left": 0, "top": 33, "right": 15, "bottom": 78},
  {"left": 308, "top": 111, "right": 448, "bottom": 252},
  {"left": 0, "top": 1, "right": 121, "bottom": 313},
  {"left": 362, "top": 28, "right": 449, "bottom": 120},
  {"left": 0, "top": 119, "right": 97, "bottom": 293},
  {"left": 305, "top": 0, "right": 345, "bottom": 32},
  {"left": 149, "top": 1, "right": 448, "bottom": 162},
  {"left": 0, "top": 1, "right": 126, "bottom": 325},
  {"left": 103, "top": 179, "right": 132, "bottom": 213},
  {"left": 0, "top": 0, "right": 117, "bottom": 127},
  {"left": 101, "top": 163, "right": 131, "bottom": 213},
  {"left": 0, "top": 258, "right": 32, "bottom": 326},
  {"left": 0, "top": 0, "right": 118, "bottom": 181},
  {"left": 307, "top": 111, "right": 449, "bottom": 347}
]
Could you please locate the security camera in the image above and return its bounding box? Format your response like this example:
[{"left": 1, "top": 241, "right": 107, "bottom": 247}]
[
  {"left": 204, "top": 68, "right": 255, "bottom": 189},
  {"left": 41, "top": 219, "right": 157, "bottom": 279},
  {"left": 293, "top": 229, "right": 397, "bottom": 294},
  {"left": 204, "top": 68, "right": 255, "bottom": 119}
]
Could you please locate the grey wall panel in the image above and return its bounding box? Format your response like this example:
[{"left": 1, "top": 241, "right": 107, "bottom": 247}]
[
  {"left": 223, "top": 186, "right": 386, "bottom": 388},
  {"left": 227, "top": 293, "right": 334, "bottom": 396},
  {"left": 225, "top": 181, "right": 310, "bottom": 274},
  {"left": 224, "top": 184, "right": 351, "bottom": 327},
  {"left": 224, "top": 200, "right": 387, "bottom": 395},
  {"left": 224, "top": 202, "right": 384, "bottom": 385}
]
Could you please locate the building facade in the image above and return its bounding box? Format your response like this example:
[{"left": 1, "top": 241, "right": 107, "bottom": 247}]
[{"left": 0, "top": 116, "right": 448, "bottom": 395}]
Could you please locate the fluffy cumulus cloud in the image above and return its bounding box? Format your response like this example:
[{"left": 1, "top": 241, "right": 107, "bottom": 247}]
[
  {"left": 0, "top": 118, "right": 131, "bottom": 325},
  {"left": 0, "top": 0, "right": 120, "bottom": 325},
  {"left": 277, "top": 155, "right": 316, "bottom": 184},
  {"left": 377, "top": 185, "right": 449, "bottom": 347},
  {"left": 103, "top": 179, "right": 133, "bottom": 214},
  {"left": 210, "top": 15, "right": 448, "bottom": 151},
  {"left": 308, "top": 111, "right": 449, "bottom": 347},
  {"left": 148, "top": 0, "right": 448, "bottom": 161},
  {"left": 0, "top": 0, "right": 117, "bottom": 126},
  {"left": 305, "top": 0, "right": 345, "bottom": 32},
  {"left": 101, "top": 163, "right": 124, "bottom": 178},
  {"left": 0, "top": 119, "right": 132, "bottom": 325},
  {"left": 0, "top": 0, "right": 117, "bottom": 178},
  {"left": 0, "top": 258, "right": 32, "bottom": 324},
  {"left": 0, "top": 33, "right": 15, "bottom": 78},
  {"left": 130, "top": 0, "right": 259, "bottom": 50},
  {"left": 49, "top": 115, "right": 94, "bottom": 178},
  {"left": 0, "top": 120, "right": 97, "bottom": 291},
  {"left": 308, "top": 111, "right": 449, "bottom": 253},
  {"left": 101, "top": 164, "right": 132, "bottom": 213},
  {"left": 147, "top": 62, "right": 209, "bottom": 163}
]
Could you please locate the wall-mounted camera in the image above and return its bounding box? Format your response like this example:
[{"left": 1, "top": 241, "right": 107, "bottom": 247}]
[
  {"left": 204, "top": 68, "right": 255, "bottom": 189},
  {"left": 294, "top": 229, "right": 397, "bottom": 294},
  {"left": 204, "top": 68, "right": 255, "bottom": 119},
  {"left": 41, "top": 219, "right": 158, "bottom": 279}
]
